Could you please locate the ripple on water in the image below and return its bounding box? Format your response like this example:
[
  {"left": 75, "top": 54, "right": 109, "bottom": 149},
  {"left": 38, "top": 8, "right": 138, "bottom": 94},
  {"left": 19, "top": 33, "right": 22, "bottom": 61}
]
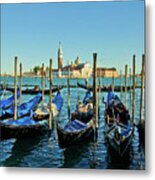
[{"left": 0, "top": 139, "right": 16, "bottom": 166}]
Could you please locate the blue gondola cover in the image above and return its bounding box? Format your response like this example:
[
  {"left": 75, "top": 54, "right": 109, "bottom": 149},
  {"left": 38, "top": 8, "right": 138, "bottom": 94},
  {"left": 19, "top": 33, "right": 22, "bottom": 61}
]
[
  {"left": 2, "top": 93, "right": 42, "bottom": 118},
  {"left": 3, "top": 116, "right": 38, "bottom": 126},
  {"left": 52, "top": 92, "right": 63, "bottom": 112},
  {"left": 83, "top": 91, "right": 92, "bottom": 104},
  {"left": 0, "top": 89, "right": 20, "bottom": 109},
  {"left": 64, "top": 120, "right": 87, "bottom": 132}
]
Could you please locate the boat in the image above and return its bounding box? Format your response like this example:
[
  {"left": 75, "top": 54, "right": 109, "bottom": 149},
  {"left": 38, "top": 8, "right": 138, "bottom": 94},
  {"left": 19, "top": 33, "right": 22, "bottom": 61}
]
[
  {"left": 56, "top": 91, "right": 95, "bottom": 148},
  {"left": 1, "top": 93, "right": 42, "bottom": 120},
  {"left": 5, "top": 85, "right": 63, "bottom": 95},
  {"left": 0, "top": 89, "right": 20, "bottom": 110},
  {"left": 0, "top": 92, "right": 64, "bottom": 140},
  {"left": 71, "top": 90, "right": 93, "bottom": 123},
  {"left": 0, "top": 116, "right": 49, "bottom": 140},
  {"left": 77, "top": 82, "right": 131, "bottom": 92},
  {"left": 33, "top": 91, "right": 64, "bottom": 120},
  {"left": 104, "top": 90, "right": 133, "bottom": 157},
  {"left": 57, "top": 119, "right": 95, "bottom": 148}
]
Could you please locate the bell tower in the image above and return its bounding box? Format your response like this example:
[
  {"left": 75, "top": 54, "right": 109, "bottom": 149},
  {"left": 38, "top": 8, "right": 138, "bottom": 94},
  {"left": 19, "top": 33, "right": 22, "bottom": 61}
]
[{"left": 58, "top": 42, "right": 63, "bottom": 69}]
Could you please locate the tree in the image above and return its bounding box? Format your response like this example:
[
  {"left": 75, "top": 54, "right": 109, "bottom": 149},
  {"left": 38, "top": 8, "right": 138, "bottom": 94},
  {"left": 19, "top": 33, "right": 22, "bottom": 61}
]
[{"left": 33, "top": 66, "right": 40, "bottom": 74}]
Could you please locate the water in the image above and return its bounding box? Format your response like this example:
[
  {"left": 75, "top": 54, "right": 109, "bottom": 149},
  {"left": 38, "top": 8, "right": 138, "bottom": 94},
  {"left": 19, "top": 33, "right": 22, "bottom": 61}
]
[{"left": 0, "top": 77, "right": 145, "bottom": 169}]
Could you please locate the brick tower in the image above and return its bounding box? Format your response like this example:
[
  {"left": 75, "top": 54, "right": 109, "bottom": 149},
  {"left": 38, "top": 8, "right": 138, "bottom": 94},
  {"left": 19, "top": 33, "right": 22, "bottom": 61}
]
[{"left": 58, "top": 42, "right": 63, "bottom": 70}]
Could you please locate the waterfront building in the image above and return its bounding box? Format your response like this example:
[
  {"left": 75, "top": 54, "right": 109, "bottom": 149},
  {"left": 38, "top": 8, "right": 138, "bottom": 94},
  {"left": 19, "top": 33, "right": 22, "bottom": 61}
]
[
  {"left": 61, "top": 56, "right": 92, "bottom": 78},
  {"left": 96, "top": 67, "right": 118, "bottom": 78},
  {"left": 31, "top": 43, "right": 118, "bottom": 78},
  {"left": 23, "top": 71, "right": 35, "bottom": 77}
]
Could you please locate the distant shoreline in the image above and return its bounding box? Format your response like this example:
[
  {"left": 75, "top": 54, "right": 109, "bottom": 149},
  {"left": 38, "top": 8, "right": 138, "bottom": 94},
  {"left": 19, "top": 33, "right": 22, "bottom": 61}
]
[{"left": 0, "top": 74, "right": 142, "bottom": 78}]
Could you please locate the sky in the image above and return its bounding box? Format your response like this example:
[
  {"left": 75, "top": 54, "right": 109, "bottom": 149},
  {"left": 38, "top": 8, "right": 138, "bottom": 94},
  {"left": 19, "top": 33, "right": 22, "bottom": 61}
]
[{"left": 1, "top": 0, "right": 145, "bottom": 74}]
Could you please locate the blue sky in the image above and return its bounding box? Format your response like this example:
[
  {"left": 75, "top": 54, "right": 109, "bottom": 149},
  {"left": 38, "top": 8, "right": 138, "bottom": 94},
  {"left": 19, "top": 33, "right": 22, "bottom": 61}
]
[{"left": 1, "top": 1, "right": 144, "bottom": 74}]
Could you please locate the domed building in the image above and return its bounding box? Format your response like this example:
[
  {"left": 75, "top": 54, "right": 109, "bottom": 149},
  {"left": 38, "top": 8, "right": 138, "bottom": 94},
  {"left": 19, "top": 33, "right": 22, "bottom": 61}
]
[{"left": 61, "top": 56, "right": 92, "bottom": 78}]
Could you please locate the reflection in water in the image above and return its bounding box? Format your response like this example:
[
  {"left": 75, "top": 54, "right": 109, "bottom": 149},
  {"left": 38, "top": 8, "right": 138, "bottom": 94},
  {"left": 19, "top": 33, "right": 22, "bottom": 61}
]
[
  {"left": 0, "top": 138, "right": 16, "bottom": 166},
  {"left": 0, "top": 77, "right": 145, "bottom": 169},
  {"left": 107, "top": 146, "right": 130, "bottom": 169},
  {"left": 62, "top": 144, "right": 89, "bottom": 168},
  {"left": 3, "top": 135, "right": 46, "bottom": 167}
]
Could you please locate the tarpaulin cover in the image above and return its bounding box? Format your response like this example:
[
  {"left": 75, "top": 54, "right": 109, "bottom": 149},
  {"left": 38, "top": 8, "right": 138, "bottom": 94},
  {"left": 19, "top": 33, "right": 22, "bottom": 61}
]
[
  {"left": 3, "top": 93, "right": 42, "bottom": 117},
  {"left": 120, "top": 124, "right": 132, "bottom": 136},
  {"left": 82, "top": 91, "right": 92, "bottom": 104},
  {"left": 0, "top": 89, "right": 20, "bottom": 109},
  {"left": 3, "top": 116, "right": 38, "bottom": 126},
  {"left": 64, "top": 119, "right": 86, "bottom": 132},
  {"left": 52, "top": 92, "right": 63, "bottom": 112}
]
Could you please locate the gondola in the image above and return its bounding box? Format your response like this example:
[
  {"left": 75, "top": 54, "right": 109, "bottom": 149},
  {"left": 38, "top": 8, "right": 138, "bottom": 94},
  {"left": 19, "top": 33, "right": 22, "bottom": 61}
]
[
  {"left": 33, "top": 91, "right": 64, "bottom": 120},
  {"left": 56, "top": 91, "right": 95, "bottom": 148},
  {"left": 0, "top": 89, "right": 20, "bottom": 110},
  {"left": 57, "top": 119, "right": 95, "bottom": 148},
  {"left": 71, "top": 90, "right": 93, "bottom": 123},
  {"left": 0, "top": 92, "right": 64, "bottom": 140},
  {"left": 1, "top": 93, "right": 42, "bottom": 120},
  {"left": 5, "top": 85, "right": 63, "bottom": 95},
  {"left": 77, "top": 82, "right": 131, "bottom": 92},
  {"left": 104, "top": 90, "right": 133, "bottom": 157},
  {"left": 0, "top": 116, "right": 49, "bottom": 140}
]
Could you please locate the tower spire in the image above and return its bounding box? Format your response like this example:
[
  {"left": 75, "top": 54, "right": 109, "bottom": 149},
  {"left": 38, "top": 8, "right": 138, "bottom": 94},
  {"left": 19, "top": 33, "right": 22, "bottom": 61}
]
[
  {"left": 58, "top": 42, "right": 63, "bottom": 69},
  {"left": 59, "top": 41, "right": 62, "bottom": 52}
]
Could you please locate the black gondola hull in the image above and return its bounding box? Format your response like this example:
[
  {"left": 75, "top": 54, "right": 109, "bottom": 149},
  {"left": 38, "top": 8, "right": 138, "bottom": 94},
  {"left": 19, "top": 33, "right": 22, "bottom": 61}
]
[
  {"left": 57, "top": 123, "right": 95, "bottom": 148},
  {"left": 0, "top": 121, "right": 49, "bottom": 140},
  {"left": 77, "top": 82, "right": 132, "bottom": 92},
  {"left": 106, "top": 130, "right": 133, "bottom": 157},
  {"left": 5, "top": 87, "right": 63, "bottom": 95}
]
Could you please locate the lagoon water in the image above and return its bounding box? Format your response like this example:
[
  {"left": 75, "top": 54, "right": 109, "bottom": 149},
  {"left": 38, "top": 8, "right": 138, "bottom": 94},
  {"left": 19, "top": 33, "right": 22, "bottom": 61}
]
[{"left": 0, "top": 77, "right": 145, "bottom": 169}]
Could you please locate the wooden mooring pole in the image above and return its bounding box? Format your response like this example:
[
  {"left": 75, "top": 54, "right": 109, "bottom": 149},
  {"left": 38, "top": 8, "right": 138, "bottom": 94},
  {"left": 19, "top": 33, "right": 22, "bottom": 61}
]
[
  {"left": 124, "top": 65, "right": 128, "bottom": 107},
  {"left": 14, "top": 56, "right": 18, "bottom": 120},
  {"left": 129, "top": 68, "right": 132, "bottom": 107},
  {"left": 67, "top": 64, "right": 71, "bottom": 120},
  {"left": 120, "top": 70, "right": 123, "bottom": 101},
  {"left": 98, "top": 70, "right": 101, "bottom": 110},
  {"left": 140, "top": 54, "right": 145, "bottom": 125},
  {"left": 93, "top": 53, "right": 98, "bottom": 131},
  {"left": 20, "top": 63, "right": 22, "bottom": 104},
  {"left": 42, "top": 63, "right": 45, "bottom": 104},
  {"left": 3, "top": 73, "right": 6, "bottom": 96},
  {"left": 45, "top": 67, "right": 48, "bottom": 88},
  {"left": 132, "top": 55, "right": 136, "bottom": 125},
  {"left": 49, "top": 59, "right": 52, "bottom": 130},
  {"left": 100, "top": 70, "right": 103, "bottom": 88},
  {"left": 112, "top": 71, "right": 114, "bottom": 92}
]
